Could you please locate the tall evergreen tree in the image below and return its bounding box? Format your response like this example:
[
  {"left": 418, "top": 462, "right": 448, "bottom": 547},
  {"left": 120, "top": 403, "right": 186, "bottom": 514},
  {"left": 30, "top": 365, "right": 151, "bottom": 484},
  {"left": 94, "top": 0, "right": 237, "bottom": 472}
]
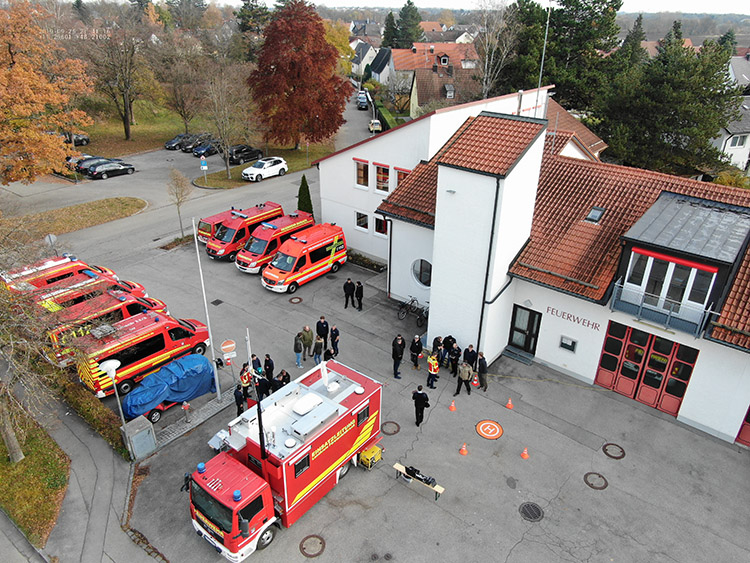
[
  {"left": 382, "top": 12, "right": 398, "bottom": 48},
  {"left": 395, "top": 0, "right": 422, "bottom": 49},
  {"left": 717, "top": 29, "right": 737, "bottom": 55},
  {"left": 594, "top": 20, "right": 741, "bottom": 176},
  {"left": 613, "top": 13, "right": 647, "bottom": 70},
  {"left": 297, "top": 174, "right": 314, "bottom": 217},
  {"left": 234, "top": 0, "right": 270, "bottom": 61},
  {"left": 495, "top": 0, "right": 549, "bottom": 95}
]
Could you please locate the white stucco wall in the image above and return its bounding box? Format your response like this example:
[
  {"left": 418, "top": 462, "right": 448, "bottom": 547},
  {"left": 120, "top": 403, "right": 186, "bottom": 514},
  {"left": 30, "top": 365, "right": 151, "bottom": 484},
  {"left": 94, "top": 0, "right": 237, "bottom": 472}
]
[
  {"left": 388, "top": 220, "right": 434, "bottom": 305},
  {"left": 711, "top": 130, "right": 750, "bottom": 169},
  {"left": 559, "top": 140, "right": 591, "bottom": 161},
  {"left": 428, "top": 166, "right": 496, "bottom": 347}
]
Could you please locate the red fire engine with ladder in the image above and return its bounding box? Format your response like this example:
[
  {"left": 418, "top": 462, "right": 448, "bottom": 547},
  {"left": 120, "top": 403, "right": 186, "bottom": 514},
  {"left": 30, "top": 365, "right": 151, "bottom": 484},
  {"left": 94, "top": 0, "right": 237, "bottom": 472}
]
[{"left": 187, "top": 360, "right": 383, "bottom": 561}]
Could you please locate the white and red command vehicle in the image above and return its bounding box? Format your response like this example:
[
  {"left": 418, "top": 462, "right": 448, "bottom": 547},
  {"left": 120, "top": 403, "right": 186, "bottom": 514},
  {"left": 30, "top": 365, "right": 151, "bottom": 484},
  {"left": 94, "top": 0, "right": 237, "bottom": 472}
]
[
  {"left": 188, "top": 360, "right": 382, "bottom": 561},
  {"left": 234, "top": 211, "right": 314, "bottom": 275},
  {"left": 205, "top": 202, "right": 283, "bottom": 262}
]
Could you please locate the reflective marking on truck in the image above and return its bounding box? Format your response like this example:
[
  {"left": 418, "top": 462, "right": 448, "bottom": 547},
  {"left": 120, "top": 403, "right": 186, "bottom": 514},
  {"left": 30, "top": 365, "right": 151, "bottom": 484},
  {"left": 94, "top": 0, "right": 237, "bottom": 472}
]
[{"left": 291, "top": 410, "right": 378, "bottom": 505}]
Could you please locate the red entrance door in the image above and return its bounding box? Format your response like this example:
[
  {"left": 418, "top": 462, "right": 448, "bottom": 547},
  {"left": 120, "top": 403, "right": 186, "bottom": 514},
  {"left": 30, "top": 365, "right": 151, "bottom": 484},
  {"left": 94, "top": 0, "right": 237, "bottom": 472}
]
[
  {"left": 595, "top": 321, "right": 699, "bottom": 416},
  {"left": 736, "top": 406, "right": 750, "bottom": 447}
]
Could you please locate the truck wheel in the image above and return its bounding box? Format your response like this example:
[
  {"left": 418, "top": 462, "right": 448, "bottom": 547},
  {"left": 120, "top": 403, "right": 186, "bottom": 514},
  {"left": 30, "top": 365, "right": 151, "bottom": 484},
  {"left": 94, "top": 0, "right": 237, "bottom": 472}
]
[
  {"left": 117, "top": 378, "right": 135, "bottom": 395},
  {"left": 287, "top": 282, "right": 299, "bottom": 294},
  {"left": 339, "top": 460, "right": 351, "bottom": 479},
  {"left": 193, "top": 343, "right": 207, "bottom": 355},
  {"left": 330, "top": 262, "right": 340, "bottom": 273},
  {"left": 228, "top": 252, "right": 237, "bottom": 262},
  {"left": 256, "top": 526, "right": 276, "bottom": 550},
  {"left": 147, "top": 410, "right": 161, "bottom": 423}
]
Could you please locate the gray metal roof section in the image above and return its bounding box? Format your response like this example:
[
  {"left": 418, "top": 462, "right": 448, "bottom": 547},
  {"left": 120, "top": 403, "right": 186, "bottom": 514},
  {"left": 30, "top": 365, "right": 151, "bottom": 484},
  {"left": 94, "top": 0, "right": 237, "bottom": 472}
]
[
  {"left": 726, "top": 96, "right": 750, "bottom": 135},
  {"left": 623, "top": 191, "right": 750, "bottom": 264},
  {"left": 370, "top": 48, "right": 391, "bottom": 74}
]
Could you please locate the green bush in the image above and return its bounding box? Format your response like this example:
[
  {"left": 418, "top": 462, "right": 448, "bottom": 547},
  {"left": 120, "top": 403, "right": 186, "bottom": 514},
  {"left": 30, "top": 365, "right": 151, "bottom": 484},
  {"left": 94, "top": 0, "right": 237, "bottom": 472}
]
[{"left": 375, "top": 102, "right": 397, "bottom": 131}]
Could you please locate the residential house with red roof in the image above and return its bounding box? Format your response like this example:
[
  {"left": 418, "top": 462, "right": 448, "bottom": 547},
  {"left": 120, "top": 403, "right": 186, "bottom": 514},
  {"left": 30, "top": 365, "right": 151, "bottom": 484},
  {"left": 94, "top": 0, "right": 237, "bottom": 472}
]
[{"left": 316, "top": 87, "right": 750, "bottom": 445}]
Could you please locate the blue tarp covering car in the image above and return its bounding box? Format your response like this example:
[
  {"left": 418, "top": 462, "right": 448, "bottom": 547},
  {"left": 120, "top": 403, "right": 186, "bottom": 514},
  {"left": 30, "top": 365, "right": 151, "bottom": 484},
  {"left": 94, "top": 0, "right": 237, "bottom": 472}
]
[{"left": 122, "top": 355, "right": 215, "bottom": 420}]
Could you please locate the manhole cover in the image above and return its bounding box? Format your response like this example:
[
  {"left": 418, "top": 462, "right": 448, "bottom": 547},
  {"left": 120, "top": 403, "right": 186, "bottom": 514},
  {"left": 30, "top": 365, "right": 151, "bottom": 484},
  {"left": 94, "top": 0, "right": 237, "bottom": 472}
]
[
  {"left": 602, "top": 443, "right": 625, "bottom": 459},
  {"left": 299, "top": 535, "right": 325, "bottom": 558},
  {"left": 475, "top": 419, "right": 503, "bottom": 440},
  {"left": 381, "top": 421, "right": 400, "bottom": 435},
  {"left": 289, "top": 296, "right": 303, "bottom": 304},
  {"left": 584, "top": 472, "right": 608, "bottom": 490},
  {"left": 519, "top": 502, "right": 544, "bottom": 522},
  {"left": 210, "top": 299, "right": 223, "bottom": 306},
  {"left": 326, "top": 274, "right": 338, "bottom": 279}
]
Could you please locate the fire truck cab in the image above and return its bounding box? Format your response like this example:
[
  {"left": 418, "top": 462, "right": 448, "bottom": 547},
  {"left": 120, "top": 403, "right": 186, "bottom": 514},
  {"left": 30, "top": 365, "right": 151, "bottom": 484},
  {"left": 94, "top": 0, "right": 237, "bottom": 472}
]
[
  {"left": 189, "top": 361, "right": 382, "bottom": 561},
  {"left": 197, "top": 208, "right": 244, "bottom": 244},
  {"left": 33, "top": 271, "right": 147, "bottom": 312},
  {"left": 261, "top": 224, "right": 347, "bottom": 294},
  {"left": 2, "top": 255, "right": 118, "bottom": 292},
  {"left": 235, "top": 211, "right": 314, "bottom": 274},
  {"left": 206, "top": 202, "right": 283, "bottom": 262}
]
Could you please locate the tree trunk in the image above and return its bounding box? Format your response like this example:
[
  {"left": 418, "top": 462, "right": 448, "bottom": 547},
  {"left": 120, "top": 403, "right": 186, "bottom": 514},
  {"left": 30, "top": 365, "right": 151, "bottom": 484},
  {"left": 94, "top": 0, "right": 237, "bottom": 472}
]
[
  {"left": 177, "top": 207, "right": 184, "bottom": 238},
  {"left": 129, "top": 100, "right": 136, "bottom": 126},
  {"left": 123, "top": 92, "right": 132, "bottom": 141},
  {"left": 225, "top": 155, "right": 231, "bottom": 180},
  {"left": 0, "top": 395, "right": 24, "bottom": 464},
  {"left": 183, "top": 119, "right": 190, "bottom": 135}
]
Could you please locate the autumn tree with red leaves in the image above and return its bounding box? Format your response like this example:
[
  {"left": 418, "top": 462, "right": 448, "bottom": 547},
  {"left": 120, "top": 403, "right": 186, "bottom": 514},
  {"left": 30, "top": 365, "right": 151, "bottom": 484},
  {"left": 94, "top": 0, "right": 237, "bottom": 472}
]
[
  {"left": 249, "top": 0, "right": 351, "bottom": 149},
  {"left": 0, "top": 0, "right": 92, "bottom": 185}
]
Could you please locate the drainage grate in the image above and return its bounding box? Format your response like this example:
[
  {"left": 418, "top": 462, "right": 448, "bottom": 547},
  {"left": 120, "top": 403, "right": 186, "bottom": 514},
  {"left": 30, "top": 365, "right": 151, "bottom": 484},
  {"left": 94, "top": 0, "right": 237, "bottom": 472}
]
[
  {"left": 519, "top": 502, "right": 544, "bottom": 522},
  {"left": 584, "top": 472, "right": 609, "bottom": 490},
  {"left": 289, "top": 297, "right": 303, "bottom": 304},
  {"left": 299, "top": 535, "right": 325, "bottom": 558},
  {"left": 602, "top": 443, "right": 625, "bottom": 459},
  {"left": 325, "top": 274, "right": 337, "bottom": 280},
  {"left": 210, "top": 299, "right": 223, "bottom": 306},
  {"left": 381, "top": 421, "right": 400, "bottom": 435}
]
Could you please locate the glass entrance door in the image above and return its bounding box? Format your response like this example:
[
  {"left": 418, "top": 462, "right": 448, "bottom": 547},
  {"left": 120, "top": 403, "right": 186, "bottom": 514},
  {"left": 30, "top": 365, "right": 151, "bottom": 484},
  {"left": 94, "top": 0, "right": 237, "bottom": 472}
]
[{"left": 509, "top": 304, "right": 542, "bottom": 356}]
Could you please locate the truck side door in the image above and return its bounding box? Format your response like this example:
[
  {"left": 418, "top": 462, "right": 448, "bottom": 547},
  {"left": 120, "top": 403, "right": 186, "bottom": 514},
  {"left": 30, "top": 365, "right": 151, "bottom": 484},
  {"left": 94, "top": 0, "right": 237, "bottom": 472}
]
[{"left": 238, "top": 494, "right": 270, "bottom": 545}]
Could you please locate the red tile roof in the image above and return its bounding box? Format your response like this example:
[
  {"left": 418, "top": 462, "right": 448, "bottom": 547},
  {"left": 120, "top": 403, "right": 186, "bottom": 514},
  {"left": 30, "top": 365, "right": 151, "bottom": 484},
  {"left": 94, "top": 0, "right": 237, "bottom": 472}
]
[
  {"left": 413, "top": 67, "right": 481, "bottom": 108},
  {"left": 438, "top": 114, "right": 546, "bottom": 177},
  {"left": 391, "top": 43, "right": 478, "bottom": 71},
  {"left": 419, "top": 21, "right": 443, "bottom": 33},
  {"left": 546, "top": 99, "right": 607, "bottom": 158},
  {"left": 510, "top": 156, "right": 750, "bottom": 349}
]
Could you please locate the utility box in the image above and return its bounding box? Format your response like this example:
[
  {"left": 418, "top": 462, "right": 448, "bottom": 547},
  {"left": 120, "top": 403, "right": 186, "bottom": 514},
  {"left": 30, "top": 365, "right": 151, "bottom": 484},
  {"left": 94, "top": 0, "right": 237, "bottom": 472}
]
[{"left": 123, "top": 416, "right": 157, "bottom": 459}]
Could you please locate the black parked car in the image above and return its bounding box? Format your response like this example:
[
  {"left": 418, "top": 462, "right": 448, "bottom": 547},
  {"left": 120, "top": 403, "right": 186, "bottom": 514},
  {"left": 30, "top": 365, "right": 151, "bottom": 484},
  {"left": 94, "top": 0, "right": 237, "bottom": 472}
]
[
  {"left": 226, "top": 144, "right": 263, "bottom": 165},
  {"left": 75, "top": 156, "right": 121, "bottom": 175},
  {"left": 181, "top": 133, "right": 211, "bottom": 153},
  {"left": 165, "top": 133, "right": 189, "bottom": 150},
  {"left": 87, "top": 161, "right": 135, "bottom": 179},
  {"left": 193, "top": 141, "right": 220, "bottom": 158},
  {"left": 64, "top": 132, "right": 90, "bottom": 146}
]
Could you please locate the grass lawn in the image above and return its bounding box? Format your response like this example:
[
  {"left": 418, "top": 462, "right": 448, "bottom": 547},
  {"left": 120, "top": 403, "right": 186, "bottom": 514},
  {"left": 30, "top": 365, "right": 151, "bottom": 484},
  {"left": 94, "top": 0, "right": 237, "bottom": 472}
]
[
  {"left": 84, "top": 101, "right": 213, "bottom": 159},
  {"left": 0, "top": 418, "right": 70, "bottom": 547},
  {"left": 195, "top": 141, "right": 335, "bottom": 189},
  {"left": 0, "top": 198, "right": 146, "bottom": 244}
]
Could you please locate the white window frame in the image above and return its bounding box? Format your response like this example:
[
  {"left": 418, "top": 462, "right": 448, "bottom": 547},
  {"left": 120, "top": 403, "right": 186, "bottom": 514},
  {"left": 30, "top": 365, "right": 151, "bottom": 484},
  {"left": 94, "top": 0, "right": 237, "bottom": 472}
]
[
  {"left": 374, "top": 216, "right": 388, "bottom": 239},
  {"left": 374, "top": 163, "right": 390, "bottom": 193},
  {"left": 730, "top": 135, "right": 747, "bottom": 148},
  {"left": 622, "top": 251, "right": 716, "bottom": 322},
  {"left": 354, "top": 159, "right": 369, "bottom": 190},
  {"left": 354, "top": 211, "right": 369, "bottom": 232}
]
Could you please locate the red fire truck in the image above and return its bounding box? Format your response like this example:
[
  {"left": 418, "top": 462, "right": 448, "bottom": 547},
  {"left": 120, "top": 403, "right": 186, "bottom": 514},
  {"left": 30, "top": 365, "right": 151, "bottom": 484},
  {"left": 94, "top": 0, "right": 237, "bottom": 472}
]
[
  {"left": 188, "top": 360, "right": 382, "bottom": 561},
  {"left": 1, "top": 255, "right": 118, "bottom": 292},
  {"left": 205, "top": 203, "right": 283, "bottom": 261},
  {"left": 234, "top": 211, "right": 314, "bottom": 275},
  {"left": 197, "top": 207, "right": 245, "bottom": 244}
]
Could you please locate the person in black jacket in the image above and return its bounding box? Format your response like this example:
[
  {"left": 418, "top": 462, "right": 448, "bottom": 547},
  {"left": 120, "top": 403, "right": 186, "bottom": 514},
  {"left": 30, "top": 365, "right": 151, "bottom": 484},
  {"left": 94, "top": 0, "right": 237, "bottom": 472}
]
[
  {"left": 234, "top": 385, "right": 245, "bottom": 416},
  {"left": 343, "top": 278, "right": 355, "bottom": 308},
  {"left": 463, "top": 345, "right": 478, "bottom": 371},
  {"left": 412, "top": 385, "right": 429, "bottom": 426},
  {"left": 355, "top": 281, "right": 364, "bottom": 311},
  {"left": 316, "top": 316, "right": 330, "bottom": 349},
  {"left": 255, "top": 376, "right": 270, "bottom": 401},
  {"left": 410, "top": 335, "right": 423, "bottom": 370},
  {"left": 477, "top": 352, "right": 488, "bottom": 392},
  {"left": 442, "top": 335, "right": 456, "bottom": 366},
  {"left": 324, "top": 347, "right": 335, "bottom": 361},
  {"left": 264, "top": 354, "right": 274, "bottom": 381},
  {"left": 448, "top": 342, "right": 462, "bottom": 376},
  {"left": 392, "top": 335, "right": 405, "bottom": 378}
]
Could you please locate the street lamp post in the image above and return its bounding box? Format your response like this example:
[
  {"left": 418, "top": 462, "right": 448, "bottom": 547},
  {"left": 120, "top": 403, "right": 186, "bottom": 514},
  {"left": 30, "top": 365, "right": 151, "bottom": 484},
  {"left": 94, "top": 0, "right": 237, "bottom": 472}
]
[{"left": 99, "top": 359, "right": 131, "bottom": 459}]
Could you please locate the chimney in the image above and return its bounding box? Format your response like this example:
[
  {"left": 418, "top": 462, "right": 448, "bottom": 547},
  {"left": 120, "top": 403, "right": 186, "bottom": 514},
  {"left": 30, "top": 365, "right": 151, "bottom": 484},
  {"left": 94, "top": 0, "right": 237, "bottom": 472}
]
[
  {"left": 430, "top": 45, "right": 435, "bottom": 53},
  {"left": 432, "top": 63, "right": 438, "bottom": 74},
  {"left": 412, "top": 46, "right": 417, "bottom": 53}
]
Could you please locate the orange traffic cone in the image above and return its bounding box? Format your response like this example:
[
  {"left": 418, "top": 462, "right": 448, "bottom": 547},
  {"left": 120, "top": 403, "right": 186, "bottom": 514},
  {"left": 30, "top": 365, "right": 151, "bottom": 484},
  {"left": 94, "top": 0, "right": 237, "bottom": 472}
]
[
  {"left": 449, "top": 400, "right": 456, "bottom": 411},
  {"left": 520, "top": 447, "right": 529, "bottom": 460},
  {"left": 459, "top": 443, "right": 468, "bottom": 456},
  {"left": 506, "top": 398, "right": 514, "bottom": 410}
]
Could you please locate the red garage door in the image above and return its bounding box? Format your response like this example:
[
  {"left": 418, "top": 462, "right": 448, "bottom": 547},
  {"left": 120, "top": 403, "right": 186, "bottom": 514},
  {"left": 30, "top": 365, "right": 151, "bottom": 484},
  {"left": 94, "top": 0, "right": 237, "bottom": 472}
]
[
  {"left": 595, "top": 321, "right": 699, "bottom": 416},
  {"left": 736, "top": 406, "right": 750, "bottom": 447}
]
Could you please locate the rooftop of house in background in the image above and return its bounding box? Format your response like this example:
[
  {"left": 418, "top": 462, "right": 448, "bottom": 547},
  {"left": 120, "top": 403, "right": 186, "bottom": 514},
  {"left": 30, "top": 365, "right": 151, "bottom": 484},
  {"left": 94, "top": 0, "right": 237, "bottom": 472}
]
[
  {"left": 369, "top": 47, "right": 391, "bottom": 75},
  {"left": 413, "top": 67, "right": 481, "bottom": 108},
  {"left": 391, "top": 42, "right": 479, "bottom": 71},
  {"left": 546, "top": 98, "right": 608, "bottom": 159},
  {"left": 725, "top": 96, "right": 750, "bottom": 134},
  {"left": 641, "top": 38, "right": 701, "bottom": 57},
  {"left": 350, "top": 35, "right": 382, "bottom": 48},
  {"left": 729, "top": 56, "right": 750, "bottom": 89},
  {"left": 423, "top": 30, "right": 463, "bottom": 43},
  {"left": 419, "top": 21, "right": 445, "bottom": 33}
]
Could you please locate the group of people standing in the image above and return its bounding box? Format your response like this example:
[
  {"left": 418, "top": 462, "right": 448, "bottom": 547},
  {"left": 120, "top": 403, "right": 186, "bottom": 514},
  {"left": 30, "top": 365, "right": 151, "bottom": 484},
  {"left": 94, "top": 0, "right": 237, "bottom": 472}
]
[
  {"left": 343, "top": 278, "right": 364, "bottom": 310},
  {"left": 409, "top": 335, "right": 490, "bottom": 426},
  {"left": 234, "top": 354, "right": 291, "bottom": 416},
  {"left": 293, "top": 316, "right": 340, "bottom": 368}
]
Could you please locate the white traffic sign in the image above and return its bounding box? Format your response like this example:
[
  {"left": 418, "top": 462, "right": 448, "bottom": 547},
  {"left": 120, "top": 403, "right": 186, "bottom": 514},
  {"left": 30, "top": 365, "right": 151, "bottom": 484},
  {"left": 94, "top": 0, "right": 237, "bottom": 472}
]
[
  {"left": 223, "top": 351, "right": 237, "bottom": 359},
  {"left": 220, "top": 340, "right": 236, "bottom": 353}
]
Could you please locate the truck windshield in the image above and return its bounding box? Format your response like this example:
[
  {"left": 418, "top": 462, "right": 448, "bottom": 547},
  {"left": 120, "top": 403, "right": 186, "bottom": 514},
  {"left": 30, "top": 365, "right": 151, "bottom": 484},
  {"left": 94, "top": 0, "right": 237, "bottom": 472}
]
[
  {"left": 191, "top": 480, "right": 233, "bottom": 535},
  {"left": 271, "top": 252, "right": 296, "bottom": 272},
  {"left": 197, "top": 221, "right": 212, "bottom": 234},
  {"left": 245, "top": 237, "right": 268, "bottom": 254},
  {"left": 215, "top": 225, "right": 236, "bottom": 243}
]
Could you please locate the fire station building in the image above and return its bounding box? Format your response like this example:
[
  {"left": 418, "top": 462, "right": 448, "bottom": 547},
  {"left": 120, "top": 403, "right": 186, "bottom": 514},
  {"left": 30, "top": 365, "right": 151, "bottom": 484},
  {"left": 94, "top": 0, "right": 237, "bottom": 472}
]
[{"left": 315, "top": 88, "right": 750, "bottom": 446}]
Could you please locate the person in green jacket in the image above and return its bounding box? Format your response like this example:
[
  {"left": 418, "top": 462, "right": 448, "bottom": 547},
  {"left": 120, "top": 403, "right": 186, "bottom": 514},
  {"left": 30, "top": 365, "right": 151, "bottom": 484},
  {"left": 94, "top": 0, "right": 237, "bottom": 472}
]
[{"left": 301, "top": 325, "right": 314, "bottom": 361}]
